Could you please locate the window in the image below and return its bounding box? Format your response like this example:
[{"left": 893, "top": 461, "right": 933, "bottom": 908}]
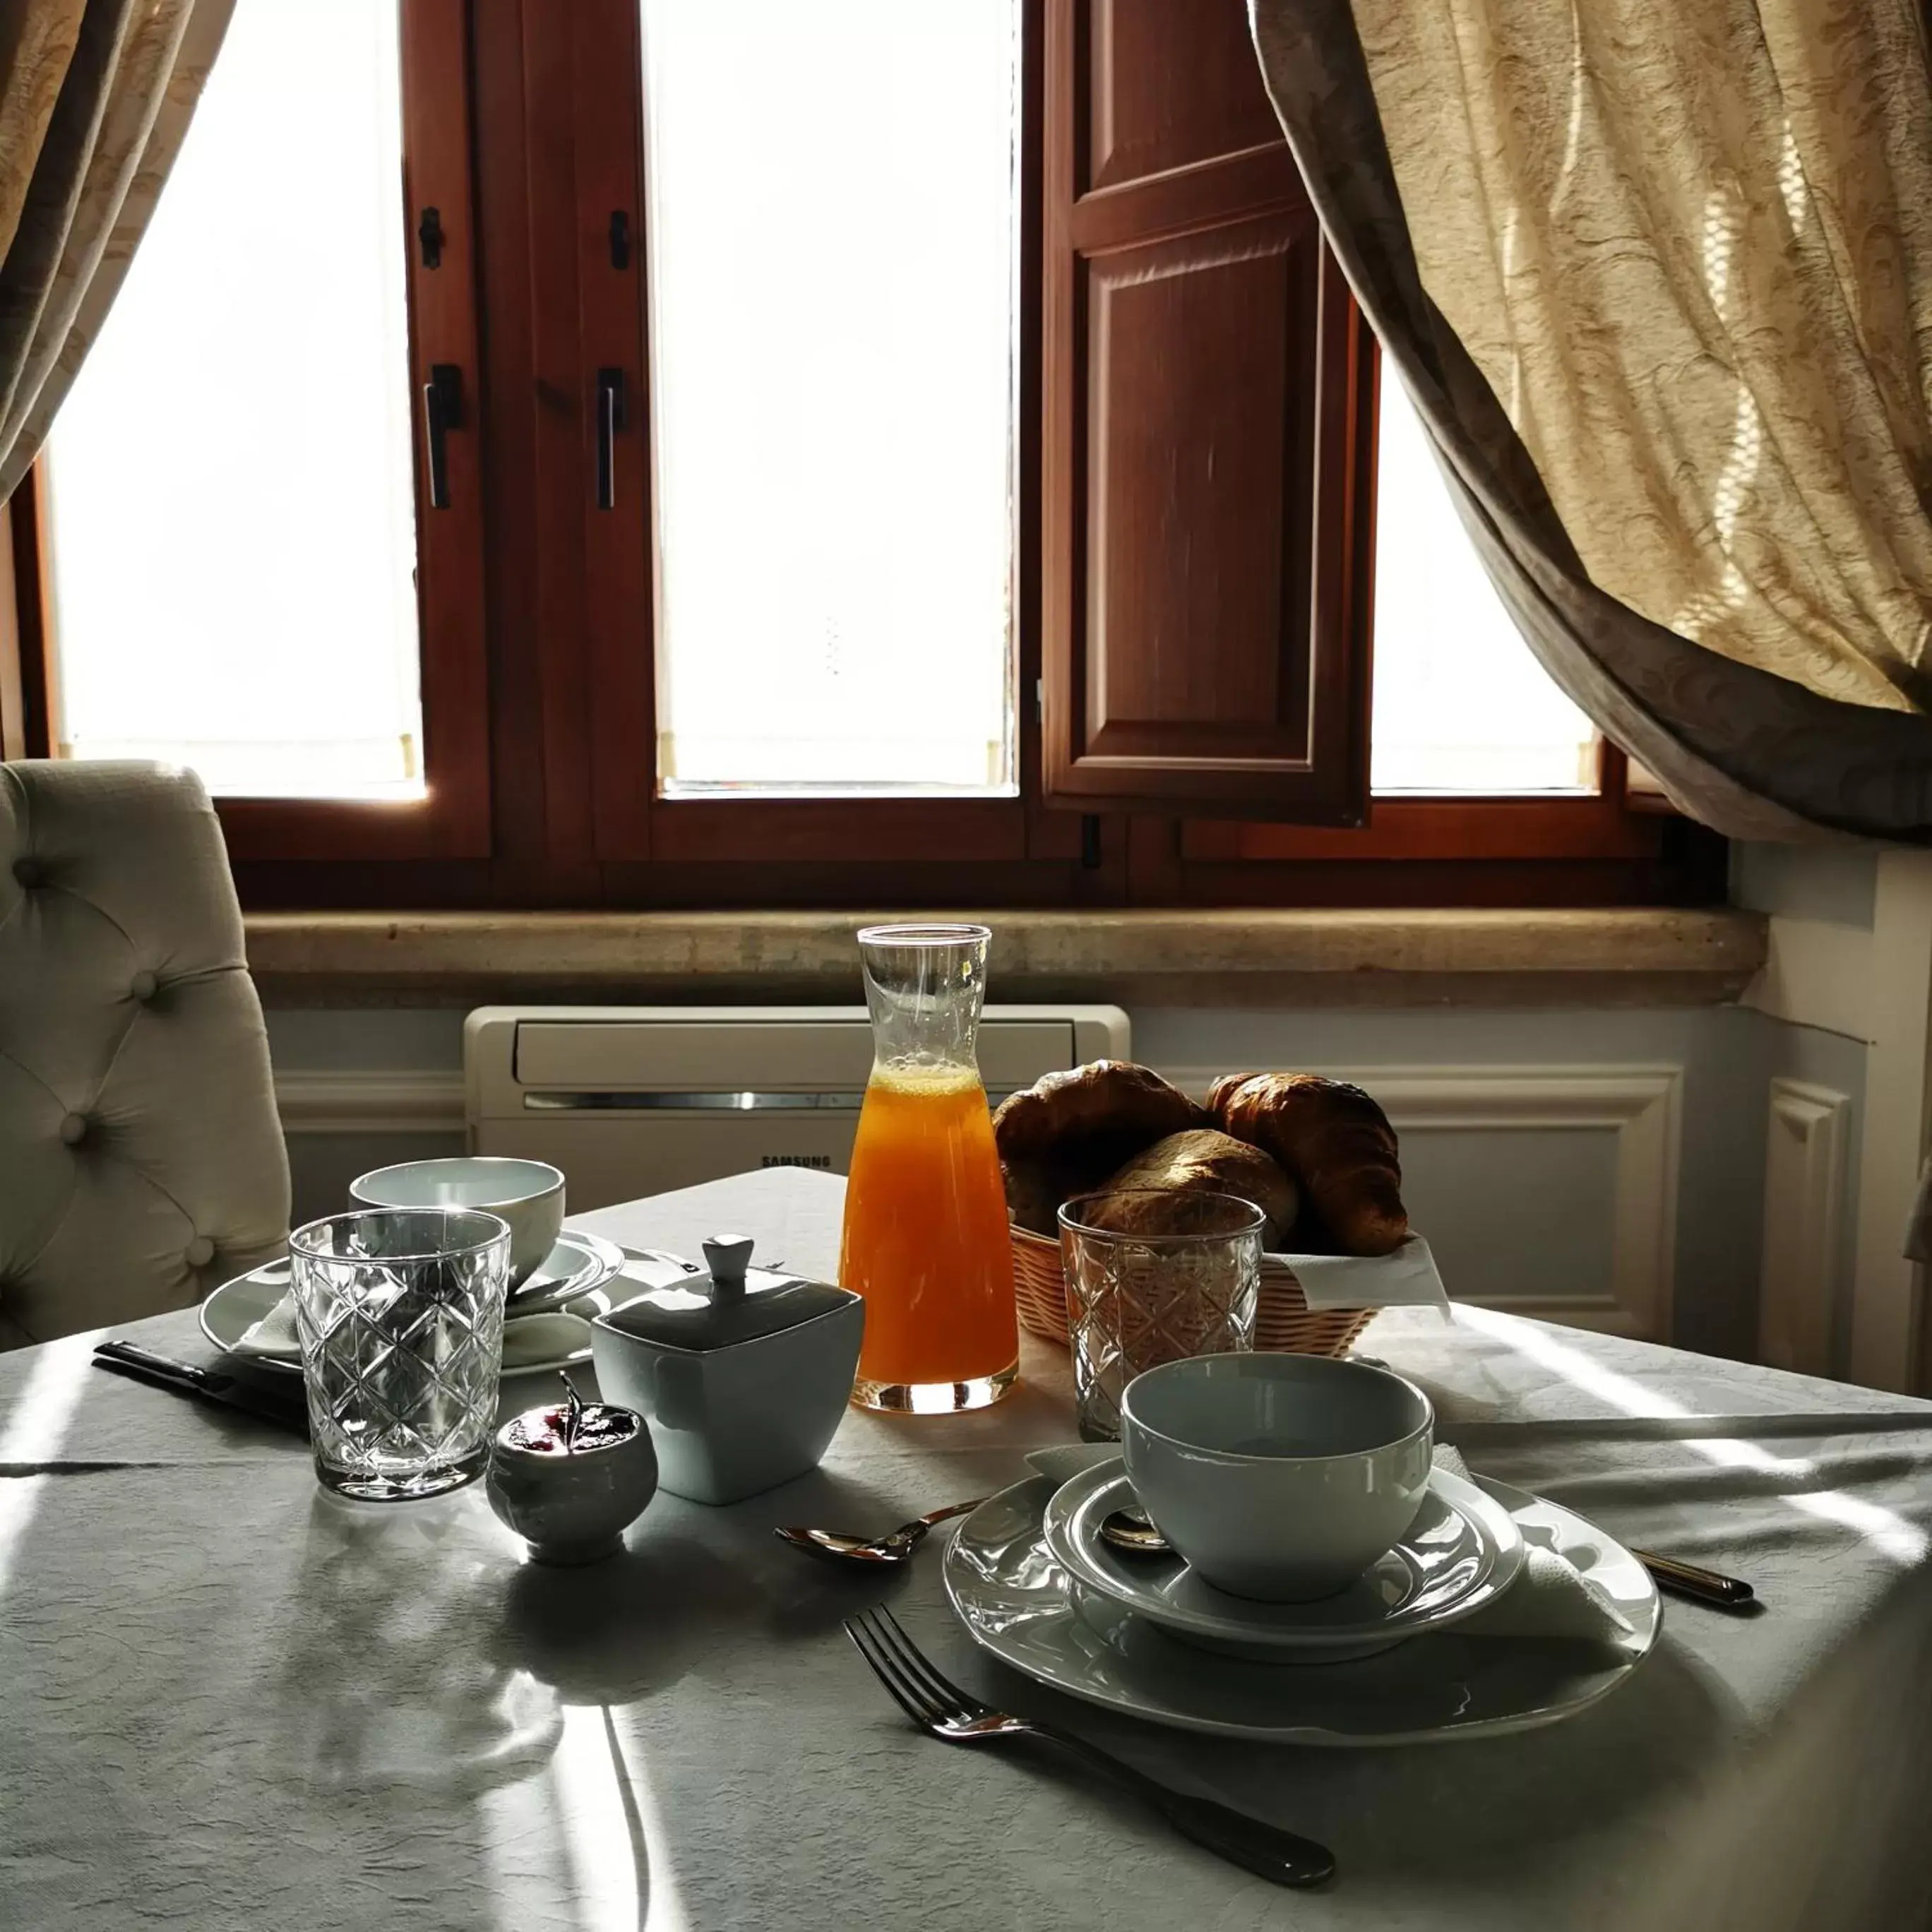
[
  {"left": 3, "top": 0, "right": 1712, "bottom": 909},
  {"left": 640, "top": 0, "right": 1019, "bottom": 798},
  {"left": 1368, "top": 376, "right": 1597, "bottom": 794},
  {"left": 45, "top": 0, "right": 421, "bottom": 801}
]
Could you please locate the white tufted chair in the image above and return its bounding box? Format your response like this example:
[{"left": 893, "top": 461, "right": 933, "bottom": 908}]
[{"left": 0, "top": 761, "right": 290, "bottom": 1347}]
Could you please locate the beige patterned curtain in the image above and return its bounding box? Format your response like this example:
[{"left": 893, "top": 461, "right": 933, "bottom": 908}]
[
  {"left": 0, "top": 0, "right": 232, "bottom": 504},
  {"left": 1252, "top": 0, "right": 1932, "bottom": 840}
]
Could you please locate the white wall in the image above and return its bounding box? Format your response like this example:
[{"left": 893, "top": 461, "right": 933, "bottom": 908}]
[
  {"left": 266, "top": 998, "right": 1763, "bottom": 1359},
  {"left": 270, "top": 1006, "right": 466, "bottom": 1222},
  {"left": 1729, "top": 838, "right": 1912, "bottom": 1388},
  {"left": 256, "top": 835, "right": 1932, "bottom": 1389},
  {"left": 1137, "top": 1005, "right": 1779, "bottom": 1359}
]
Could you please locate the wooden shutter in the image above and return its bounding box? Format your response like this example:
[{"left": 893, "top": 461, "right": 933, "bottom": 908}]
[{"left": 1040, "top": 0, "right": 1374, "bottom": 823}]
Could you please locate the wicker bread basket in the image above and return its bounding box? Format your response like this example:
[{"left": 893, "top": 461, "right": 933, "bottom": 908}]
[{"left": 1011, "top": 1222, "right": 1376, "bottom": 1359}]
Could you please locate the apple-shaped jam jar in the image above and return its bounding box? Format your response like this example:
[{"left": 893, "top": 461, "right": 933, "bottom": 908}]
[{"left": 486, "top": 1376, "right": 657, "bottom": 1564}]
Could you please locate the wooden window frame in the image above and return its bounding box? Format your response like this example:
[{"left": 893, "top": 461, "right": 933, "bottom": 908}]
[
  {"left": 0, "top": 0, "right": 1722, "bottom": 914},
  {"left": 1, "top": 463, "right": 51, "bottom": 766},
  {"left": 10, "top": 0, "right": 493, "bottom": 864},
  {"left": 572, "top": 0, "right": 1061, "bottom": 872}
]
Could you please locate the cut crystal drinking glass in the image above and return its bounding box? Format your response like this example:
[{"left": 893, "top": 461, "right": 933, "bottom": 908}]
[
  {"left": 289, "top": 1208, "right": 509, "bottom": 1501},
  {"left": 1059, "top": 1191, "right": 1263, "bottom": 1443}
]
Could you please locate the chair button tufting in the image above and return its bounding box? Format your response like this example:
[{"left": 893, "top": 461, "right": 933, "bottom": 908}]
[
  {"left": 59, "top": 1112, "right": 88, "bottom": 1147},
  {"left": 184, "top": 1236, "right": 215, "bottom": 1269},
  {"left": 12, "top": 856, "right": 43, "bottom": 888},
  {"left": 129, "top": 970, "right": 158, "bottom": 1003}
]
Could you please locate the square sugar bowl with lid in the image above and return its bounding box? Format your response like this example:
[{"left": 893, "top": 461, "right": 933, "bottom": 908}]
[{"left": 590, "top": 1235, "right": 864, "bottom": 1505}]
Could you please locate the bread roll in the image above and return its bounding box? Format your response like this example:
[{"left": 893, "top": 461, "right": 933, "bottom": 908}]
[
  {"left": 1209, "top": 1072, "right": 1407, "bottom": 1256},
  {"left": 1086, "top": 1130, "right": 1297, "bottom": 1246}
]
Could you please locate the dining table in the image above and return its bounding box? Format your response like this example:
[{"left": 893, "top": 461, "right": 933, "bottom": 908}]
[{"left": 6, "top": 1164, "right": 1932, "bottom": 1931}]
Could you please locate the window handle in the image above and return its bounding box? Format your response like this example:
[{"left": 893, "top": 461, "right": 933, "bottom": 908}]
[
  {"left": 422, "top": 363, "right": 464, "bottom": 511},
  {"left": 596, "top": 367, "right": 627, "bottom": 511}
]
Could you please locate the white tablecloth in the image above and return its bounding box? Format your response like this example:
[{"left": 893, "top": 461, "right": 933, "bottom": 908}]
[{"left": 5, "top": 1167, "right": 1932, "bottom": 1931}]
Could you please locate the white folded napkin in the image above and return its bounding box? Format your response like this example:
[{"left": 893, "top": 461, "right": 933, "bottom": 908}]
[
  {"left": 1024, "top": 1441, "right": 1635, "bottom": 1647},
  {"left": 235, "top": 1292, "right": 302, "bottom": 1359},
  {"left": 1273, "top": 1234, "right": 1452, "bottom": 1316},
  {"left": 1429, "top": 1445, "right": 1633, "bottom": 1644}
]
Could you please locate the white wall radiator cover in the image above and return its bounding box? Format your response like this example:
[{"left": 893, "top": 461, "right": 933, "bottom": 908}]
[{"left": 465, "top": 1004, "right": 1129, "bottom": 1213}]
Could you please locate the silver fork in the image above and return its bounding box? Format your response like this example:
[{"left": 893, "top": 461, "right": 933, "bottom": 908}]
[{"left": 843, "top": 1606, "right": 1335, "bottom": 1889}]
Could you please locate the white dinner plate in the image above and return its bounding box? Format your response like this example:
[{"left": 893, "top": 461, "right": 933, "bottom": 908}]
[
  {"left": 943, "top": 1474, "right": 1659, "bottom": 1746},
  {"left": 198, "top": 1248, "right": 612, "bottom": 1380},
  {"left": 198, "top": 1260, "right": 299, "bottom": 1370},
  {"left": 1043, "top": 1458, "right": 1525, "bottom": 1659},
  {"left": 498, "top": 1311, "right": 596, "bottom": 1377}
]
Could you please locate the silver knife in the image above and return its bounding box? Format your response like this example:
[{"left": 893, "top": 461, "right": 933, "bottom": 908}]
[{"left": 93, "top": 1340, "right": 309, "bottom": 1436}]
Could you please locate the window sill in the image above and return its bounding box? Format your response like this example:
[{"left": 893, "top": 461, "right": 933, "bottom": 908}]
[{"left": 244, "top": 907, "right": 1766, "bottom": 1008}]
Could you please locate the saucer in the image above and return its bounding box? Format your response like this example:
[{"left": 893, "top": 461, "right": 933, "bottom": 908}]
[
  {"left": 198, "top": 1234, "right": 621, "bottom": 1379},
  {"left": 1043, "top": 1458, "right": 1524, "bottom": 1661},
  {"left": 944, "top": 1475, "right": 1658, "bottom": 1746},
  {"left": 503, "top": 1230, "right": 628, "bottom": 1313}
]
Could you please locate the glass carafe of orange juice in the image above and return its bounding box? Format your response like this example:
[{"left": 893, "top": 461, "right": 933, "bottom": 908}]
[{"left": 840, "top": 923, "right": 1018, "bottom": 1413}]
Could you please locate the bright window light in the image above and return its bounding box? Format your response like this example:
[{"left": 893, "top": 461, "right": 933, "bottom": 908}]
[
  {"left": 44, "top": 0, "right": 422, "bottom": 800},
  {"left": 641, "top": 0, "right": 1018, "bottom": 797},
  {"left": 1370, "top": 374, "right": 1597, "bottom": 794}
]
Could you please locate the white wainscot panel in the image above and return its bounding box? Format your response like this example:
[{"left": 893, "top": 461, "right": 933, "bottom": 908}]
[
  {"left": 279, "top": 1061, "right": 1685, "bottom": 1342},
  {"left": 1165, "top": 1067, "right": 1683, "bottom": 1340},
  {"left": 1757, "top": 1078, "right": 1851, "bottom": 1378},
  {"left": 275, "top": 1070, "right": 468, "bottom": 1227}
]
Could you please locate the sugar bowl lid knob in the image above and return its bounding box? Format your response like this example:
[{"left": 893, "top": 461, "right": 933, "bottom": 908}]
[{"left": 700, "top": 1234, "right": 756, "bottom": 1306}]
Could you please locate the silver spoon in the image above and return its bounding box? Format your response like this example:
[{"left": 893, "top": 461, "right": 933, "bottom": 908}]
[
  {"left": 775, "top": 1496, "right": 986, "bottom": 1566},
  {"left": 1099, "top": 1505, "right": 1172, "bottom": 1557}
]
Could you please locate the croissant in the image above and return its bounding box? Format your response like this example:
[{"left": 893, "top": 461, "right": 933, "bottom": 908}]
[
  {"left": 1209, "top": 1072, "right": 1407, "bottom": 1256},
  {"left": 994, "top": 1061, "right": 1208, "bottom": 1237},
  {"left": 994, "top": 1061, "right": 1205, "bottom": 1161}
]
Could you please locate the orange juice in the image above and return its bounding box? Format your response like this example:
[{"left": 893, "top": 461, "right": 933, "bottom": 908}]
[{"left": 840, "top": 1063, "right": 1018, "bottom": 1404}]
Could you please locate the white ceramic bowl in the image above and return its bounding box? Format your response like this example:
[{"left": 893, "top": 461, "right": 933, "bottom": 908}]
[
  {"left": 351, "top": 1157, "right": 565, "bottom": 1291},
  {"left": 1120, "top": 1353, "right": 1434, "bottom": 1603}
]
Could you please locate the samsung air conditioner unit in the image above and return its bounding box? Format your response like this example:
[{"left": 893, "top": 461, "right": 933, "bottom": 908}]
[{"left": 464, "top": 1003, "right": 1129, "bottom": 1212}]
